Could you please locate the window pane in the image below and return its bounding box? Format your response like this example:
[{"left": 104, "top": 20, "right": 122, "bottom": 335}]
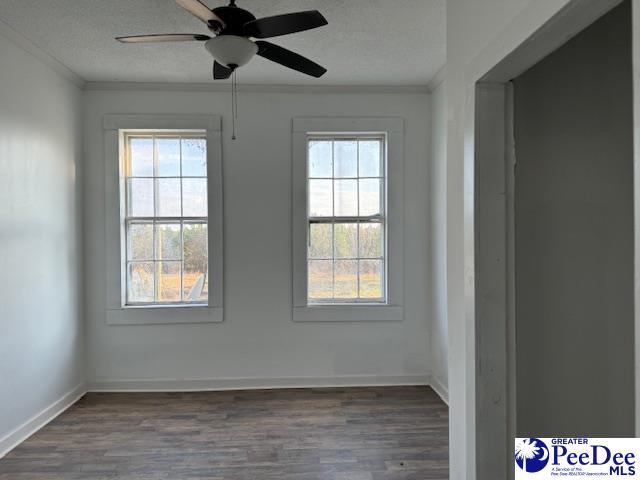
[
  {"left": 128, "top": 223, "right": 153, "bottom": 260},
  {"left": 334, "top": 179, "right": 358, "bottom": 216},
  {"left": 182, "top": 178, "right": 207, "bottom": 217},
  {"left": 155, "top": 137, "right": 180, "bottom": 177},
  {"left": 359, "top": 179, "right": 382, "bottom": 216},
  {"left": 309, "top": 140, "right": 332, "bottom": 178},
  {"left": 128, "top": 262, "right": 154, "bottom": 302},
  {"left": 334, "top": 140, "right": 357, "bottom": 178},
  {"left": 359, "top": 140, "right": 381, "bottom": 177},
  {"left": 127, "top": 178, "right": 154, "bottom": 217},
  {"left": 129, "top": 137, "right": 153, "bottom": 177},
  {"left": 155, "top": 223, "right": 181, "bottom": 260},
  {"left": 183, "top": 223, "right": 208, "bottom": 271},
  {"left": 309, "top": 179, "right": 333, "bottom": 216},
  {"left": 334, "top": 223, "right": 357, "bottom": 259},
  {"left": 156, "top": 178, "right": 181, "bottom": 217},
  {"left": 308, "top": 260, "right": 333, "bottom": 300},
  {"left": 157, "top": 261, "right": 182, "bottom": 302},
  {"left": 359, "top": 223, "right": 382, "bottom": 258},
  {"left": 359, "top": 260, "right": 383, "bottom": 299},
  {"left": 334, "top": 260, "right": 358, "bottom": 299},
  {"left": 309, "top": 223, "right": 332, "bottom": 259},
  {"left": 182, "top": 138, "right": 207, "bottom": 177},
  {"left": 183, "top": 271, "right": 207, "bottom": 302},
  {"left": 183, "top": 223, "right": 208, "bottom": 302}
]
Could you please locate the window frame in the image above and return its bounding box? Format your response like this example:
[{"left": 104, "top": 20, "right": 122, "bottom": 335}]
[
  {"left": 292, "top": 117, "right": 404, "bottom": 322},
  {"left": 103, "top": 114, "right": 223, "bottom": 325}
]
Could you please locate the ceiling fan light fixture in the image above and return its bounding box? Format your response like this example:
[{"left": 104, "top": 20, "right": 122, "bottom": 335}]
[{"left": 205, "top": 35, "right": 258, "bottom": 68}]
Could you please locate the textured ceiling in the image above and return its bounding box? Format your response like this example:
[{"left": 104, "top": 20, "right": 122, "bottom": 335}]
[{"left": 0, "top": 0, "right": 445, "bottom": 86}]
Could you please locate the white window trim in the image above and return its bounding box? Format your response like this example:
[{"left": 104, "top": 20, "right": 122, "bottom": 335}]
[
  {"left": 292, "top": 117, "right": 405, "bottom": 322},
  {"left": 103, "top": 114, "right": 224, "bottom": 325}
]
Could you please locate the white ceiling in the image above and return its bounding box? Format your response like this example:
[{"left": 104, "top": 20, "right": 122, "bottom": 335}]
[{"left": 0, "top": 0, "right": 445, "bottom": 86}]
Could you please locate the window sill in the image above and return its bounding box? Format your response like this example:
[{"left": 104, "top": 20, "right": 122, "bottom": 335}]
[
  {"left": 106, "top": 306, "right": 223, "bottom": 325},
  {"left": 292, "top": 305, "right": 403, "bottom": 323},
  {"left": 121, "top": 302, "right": 210, "bottom": 310}
]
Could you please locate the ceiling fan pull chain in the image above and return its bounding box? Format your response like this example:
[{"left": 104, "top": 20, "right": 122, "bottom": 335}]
[
  {"left": 234, "top": 70, "right": 239, "bottom": 126},
  {"left": 231, "top": 70, "right": 237, "bottom": 140}
]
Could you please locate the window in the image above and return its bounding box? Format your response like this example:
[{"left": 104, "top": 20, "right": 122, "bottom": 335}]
[
  {"left": 123, "top": 132, "right": 208, "bottom": 306},
  {"left": 103, "top": 114, "right": 223, "bottom": 325},
  {"left": 307, "top": 136, "right": 386, "bottom": 303},
  {"left": 292, "top": 117, "right": 404, "bottom": 322}
]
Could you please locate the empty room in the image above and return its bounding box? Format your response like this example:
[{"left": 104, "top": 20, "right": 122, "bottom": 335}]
[
  {"left": 3, "top": 0, "right": 640, "bottom": 479},
  {"left": 0, "top": 1, "right": 447, "bottom": 479}
]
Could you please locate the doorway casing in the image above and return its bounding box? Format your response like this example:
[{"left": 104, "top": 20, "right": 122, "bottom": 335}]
[{"left": 460, "top": 0, "right": 634, "bottom": 478}]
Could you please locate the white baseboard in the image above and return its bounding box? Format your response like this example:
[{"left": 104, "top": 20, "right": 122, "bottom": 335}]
[
  {"left": 429, "top": 375, "right": 449, "bottom": 405},
  {"left": 0, "top": 383, "right": 86, "bottom": 459},
  {"left": 88, "top": 374, "right": 430, "bottom": 392}
]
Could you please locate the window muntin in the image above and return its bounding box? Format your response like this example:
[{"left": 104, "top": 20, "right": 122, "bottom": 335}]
[
  {"left": 123, "top": 132, "right": 208, "bottom": 306},
  {"left": 306, "top": 136, "right": 387, "bottom": 304}
]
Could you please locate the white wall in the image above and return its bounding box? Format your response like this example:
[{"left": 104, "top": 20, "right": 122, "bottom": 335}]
[
  {"left": 445, "top": 0, "right": 578, "bottom": 477},
  {"left": 83, "top": 88, "right": 432, "bottom": 387},
  {"left": 514, "top": 0, "right": 634, "bottom": 436},
  {"left": 0, "top": 32, "right": 84, "bottom": 451},
  {"left": 429, "top": 79, "right": 448, "bottom": 399}
]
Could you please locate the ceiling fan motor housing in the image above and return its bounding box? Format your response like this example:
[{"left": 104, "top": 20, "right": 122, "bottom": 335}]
[
  {"left": 205, "top": 35, "right": 258, "bottom": 68},
  {"left": 212, "top": 6, "right": 255, "bottom": 35}
]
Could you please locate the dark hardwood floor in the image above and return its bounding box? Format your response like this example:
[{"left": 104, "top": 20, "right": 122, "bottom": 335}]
[{"left": 0, "top": 386, "right": 448, "bottom": 480}]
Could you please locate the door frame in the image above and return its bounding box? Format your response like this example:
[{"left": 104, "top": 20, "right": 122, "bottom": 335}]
[{"left": 460, "top": 0, "right": 632, "bottom": 478}]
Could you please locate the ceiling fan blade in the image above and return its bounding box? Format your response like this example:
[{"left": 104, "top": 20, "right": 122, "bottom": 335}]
[
  {"left": 256, "top": 41, "right": 326, "bottom": 78},
  {"left": 244, "top": 11, "right": 327, "bottom": 38},
  {"left": 175, "top": 0, "right": 225, "bottom": 28},
  {"left": 116, "top": 34, "right": 210, "bottom": 43},
  {"left": 213, "top": 61, "right": 233, "bottom": 80}
]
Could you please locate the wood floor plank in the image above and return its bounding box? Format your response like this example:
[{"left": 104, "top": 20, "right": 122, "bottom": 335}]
[{"left": 0, "top": 386, "right": 448, "bottom": 480}]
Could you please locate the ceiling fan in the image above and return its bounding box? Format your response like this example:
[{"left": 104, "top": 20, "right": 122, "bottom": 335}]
[{"left": 116, "top": 0, "right": 328, "bottom": 79}]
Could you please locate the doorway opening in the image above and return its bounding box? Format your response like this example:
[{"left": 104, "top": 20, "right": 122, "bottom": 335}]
[{"left": 468, "top": 0, "right": 636, "bottom": 477}]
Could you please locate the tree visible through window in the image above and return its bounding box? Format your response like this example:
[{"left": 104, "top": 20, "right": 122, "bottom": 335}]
[
  {"left": 307, "top": 136, "right": 386, "bottom": 303},
  {"left": 123, "top": 132, "right": 208, "bottom": 305}
]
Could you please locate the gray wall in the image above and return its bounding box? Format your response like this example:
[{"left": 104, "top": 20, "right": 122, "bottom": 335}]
[
  {"left": 514, "top": 1, "right": 633, "bottom": 435},
  {"left": 83, "top": 89, "right": 432, "bottom": 387},
  {"left": 429, "top": 79, "right": 448, "bottom": 399},
  {"left": 0, "top": 32, "right": 84, "bottom": 450}
]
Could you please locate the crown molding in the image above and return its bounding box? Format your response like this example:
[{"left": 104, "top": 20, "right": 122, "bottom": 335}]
[
  {"left": 427, "top": 65, "right": 446, "bottom": 93},
  {"left": 0, "top": 18, "right": 85, "bottom": 88},
  {"left": 84, "top": 81, "right": 430, "bottom": 94}
]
